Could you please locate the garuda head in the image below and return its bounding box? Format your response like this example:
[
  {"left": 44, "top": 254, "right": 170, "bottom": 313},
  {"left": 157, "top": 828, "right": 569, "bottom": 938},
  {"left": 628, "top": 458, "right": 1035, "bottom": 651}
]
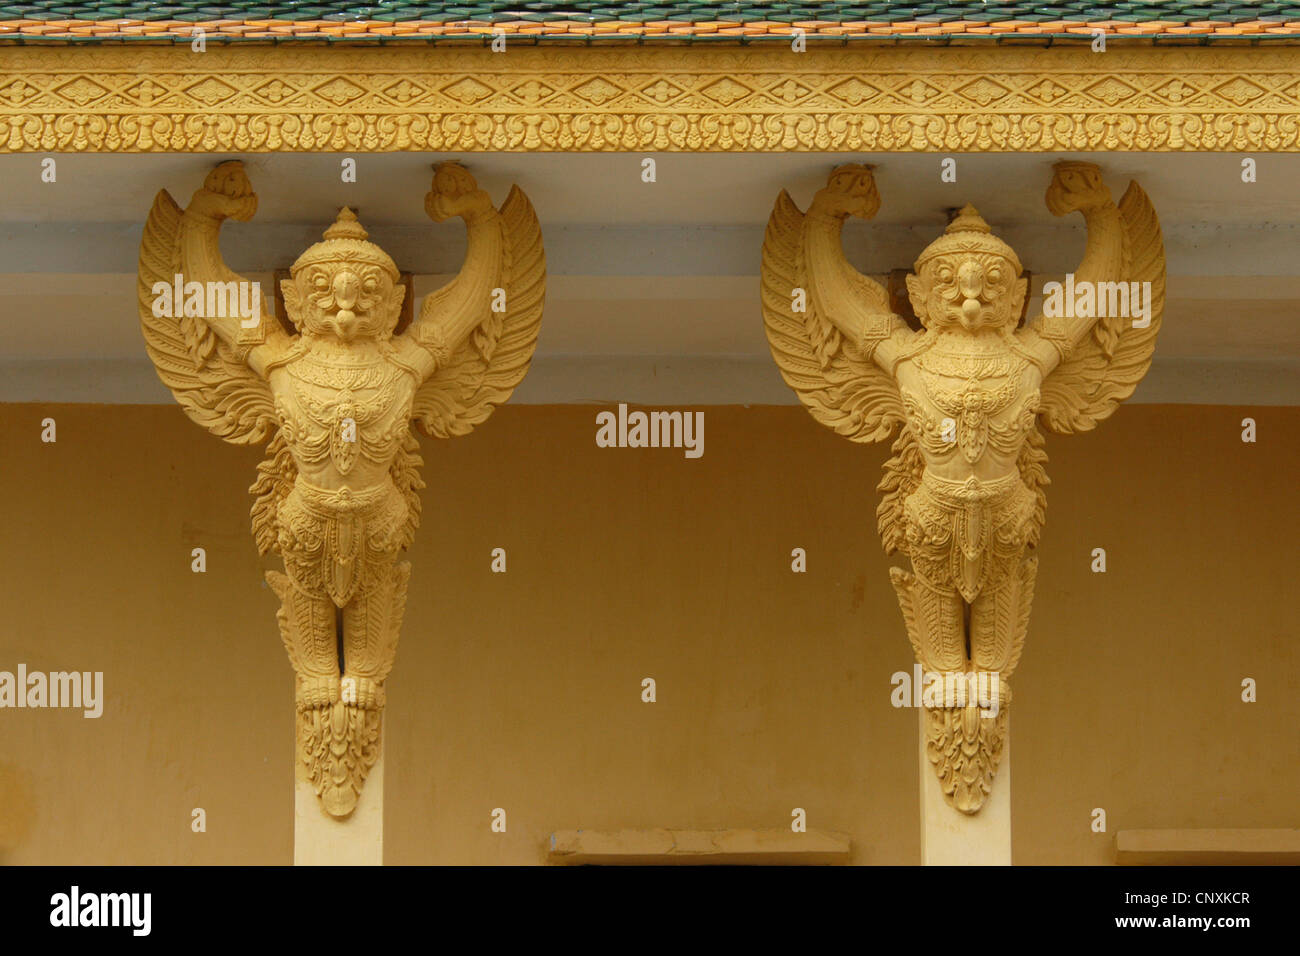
[
  {"left": 907, "top": 205, "right": 1028, "bottom": 334},
  {"left": 284, "top": 208, "right": 405, "bottom": 343}
]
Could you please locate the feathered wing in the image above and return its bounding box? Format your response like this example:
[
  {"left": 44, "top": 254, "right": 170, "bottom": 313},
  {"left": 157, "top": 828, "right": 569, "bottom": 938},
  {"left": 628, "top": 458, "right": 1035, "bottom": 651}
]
[
  {"left": 389, "top": 434, "right": 426, "bottom": 554},
  {"left": 760, "top": 190, "right": 917, "bottom": 553},
  {"left": 876, "top": 426, "right": 924, "bottom": 557},
  {"left": 1014, "top": 181, "right": 1165, "bottom": 545},
  {"left": 1035, "top": 181, "right": 1167, "bottom": 435},
  {"left": 137, "top": 189, "right": 279, "bottom": 445},
  {"left": 1016, "top": 423, "right": 1051, "bottom": 549},
  {"left": 139, "top": 188, "right": 288, "bottom": 550},
  {"left": 410, "top": 186, "right": 546, "bottom": 439},
  {"left": 761, "top": 190, "right": 905, "bottom": 444},
  {"left": 249, "top": 432, "right": 296, "bottom": 556}
]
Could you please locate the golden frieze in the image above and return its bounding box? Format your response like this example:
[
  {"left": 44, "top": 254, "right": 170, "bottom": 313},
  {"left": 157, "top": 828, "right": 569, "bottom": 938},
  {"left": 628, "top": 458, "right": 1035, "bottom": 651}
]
[{"left": 2, "top": 46, "right": 1299, "bottom": 153}]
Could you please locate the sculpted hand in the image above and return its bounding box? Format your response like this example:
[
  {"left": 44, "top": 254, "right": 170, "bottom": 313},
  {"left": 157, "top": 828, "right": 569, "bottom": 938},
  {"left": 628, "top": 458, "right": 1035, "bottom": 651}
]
[
  {"left": 1046, "top": 161, "right": 1112, "bottom": 216},
  {"left": 809, "top": 164, "right": 881, "bottom": 220},
  {"left": 425, "top": 162, "right": 495, "bottom": 224},
  {"left": 189, "top": 160, "right": 258, "bottom": 221}
]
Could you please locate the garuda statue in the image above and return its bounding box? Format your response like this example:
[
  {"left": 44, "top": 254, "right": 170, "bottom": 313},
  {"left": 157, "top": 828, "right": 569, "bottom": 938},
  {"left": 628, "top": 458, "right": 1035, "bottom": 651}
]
[
  {"left": 761, "top": 162, "right": 1164, "bottom": 813},
  {"left": 138, "top": 161, "right": 545, "bottom": 818}
]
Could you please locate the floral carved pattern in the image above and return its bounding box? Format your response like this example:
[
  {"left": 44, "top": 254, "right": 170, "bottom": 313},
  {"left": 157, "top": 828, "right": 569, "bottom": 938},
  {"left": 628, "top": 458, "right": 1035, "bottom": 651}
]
[{"left": 1, "top": 47, "right": 1298, "bottom": 153}]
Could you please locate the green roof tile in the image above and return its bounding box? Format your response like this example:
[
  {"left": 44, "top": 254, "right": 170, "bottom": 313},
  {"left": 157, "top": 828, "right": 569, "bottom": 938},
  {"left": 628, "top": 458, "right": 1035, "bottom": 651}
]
[{"left": 3, "top": 0, "right": 1298, "bottom": 43}]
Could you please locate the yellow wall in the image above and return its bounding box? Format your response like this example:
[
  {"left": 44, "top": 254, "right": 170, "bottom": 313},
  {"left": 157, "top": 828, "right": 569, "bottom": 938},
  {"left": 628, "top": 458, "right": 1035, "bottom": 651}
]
[{"left": 0, "top": 402, "right": 1294, "bottom": 864}]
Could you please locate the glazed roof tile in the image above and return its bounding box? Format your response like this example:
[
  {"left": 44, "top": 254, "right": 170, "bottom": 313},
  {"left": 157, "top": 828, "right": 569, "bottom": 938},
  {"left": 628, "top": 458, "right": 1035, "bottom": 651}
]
[{"left": 3, "top": 0, "right": 1300, "bottom": 40}]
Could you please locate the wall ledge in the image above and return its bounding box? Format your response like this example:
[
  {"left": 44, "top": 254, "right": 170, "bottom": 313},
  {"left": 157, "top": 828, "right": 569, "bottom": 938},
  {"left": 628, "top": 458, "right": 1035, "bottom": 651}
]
[
  {"left": 1116, "top": 829, "right": 1300, "bottom": 866},
  {"left": 548, "top": 828, "right": 851, "bottom": 865}
]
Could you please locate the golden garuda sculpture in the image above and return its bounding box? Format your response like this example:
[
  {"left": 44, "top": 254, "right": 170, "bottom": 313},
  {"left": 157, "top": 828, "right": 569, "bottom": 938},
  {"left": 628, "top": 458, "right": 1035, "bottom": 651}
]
[
  {"left": 137, "top": 161, "right": 545, "bottom": 818},
  {"left": 761, "top": 162, "right": 1164, "bottom": 813}
]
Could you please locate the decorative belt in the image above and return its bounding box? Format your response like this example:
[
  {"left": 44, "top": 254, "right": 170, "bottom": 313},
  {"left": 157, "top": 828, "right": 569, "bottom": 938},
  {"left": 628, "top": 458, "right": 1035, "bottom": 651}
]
[
  {"left": 920, "top": 469, "right": 1022, "bottom": 504},
  {"left": 293, "top": 477, "right": 391, "bottom": 515}
]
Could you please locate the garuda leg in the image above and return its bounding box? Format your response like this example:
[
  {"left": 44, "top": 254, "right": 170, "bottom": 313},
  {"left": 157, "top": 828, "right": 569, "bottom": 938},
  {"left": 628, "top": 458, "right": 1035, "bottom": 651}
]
[
  {"left": 266, "top": 558, "right": 411, "bottom": 819},
  {"left": 890, "top": 483, "right": 1028, "bottom": 814},
  {"left": 266, "top": 483, "right": 412, "bottom": 818},
  {"left": 891, "top": 560, "right": 1009, "bottom": 814}
]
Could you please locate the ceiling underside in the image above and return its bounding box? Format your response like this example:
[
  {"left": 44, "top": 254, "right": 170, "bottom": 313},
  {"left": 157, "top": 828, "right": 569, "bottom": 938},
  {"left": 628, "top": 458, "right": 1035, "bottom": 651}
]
[{"left": 1, "top": 151, "right": 1297, "bottom": 405}]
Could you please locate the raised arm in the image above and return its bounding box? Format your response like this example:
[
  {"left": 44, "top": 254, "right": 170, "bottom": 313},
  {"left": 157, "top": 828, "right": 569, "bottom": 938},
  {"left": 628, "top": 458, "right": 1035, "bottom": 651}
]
[
  {"left": 174, "top": 162, "right": 289, "bottom": 375},
  {"left": 138, "top": 163, "right": 282, "bottom": 444},
  {"left": 800, "top": 165, "right": 912, "bottom": 372},
  {"left": 1022, "top": 162, "right": 1126, "bottom": 373},
  {"left": 400, "top": 163, "right": 509, "bottom": 380},
  {"left": 404, "top": 166, "right": 546, "bottom": 440}
]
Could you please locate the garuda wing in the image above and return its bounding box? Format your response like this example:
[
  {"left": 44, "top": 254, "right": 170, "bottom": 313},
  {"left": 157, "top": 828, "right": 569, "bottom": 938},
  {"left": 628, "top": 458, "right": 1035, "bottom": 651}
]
[
  {"left": 137, "top": 170, "right": 278, "bottom": 446},
  {"left": 1019, "top": 176, "right": 1166, "bottom": 546},
  {"left": 137, "top": 163, "right": 288, "bottom": 554},
  {"left": 409, "top": 183, "right": 546, "bottom": 439},
  {"left": 761, "top": 188, "right": 905, "bottom": 444},
  {"left": 760, "top": 186, "right": 916, "bottom": 555},
  {"left": 1036, "top": 181, "right": 1166, "bottom": 435}
]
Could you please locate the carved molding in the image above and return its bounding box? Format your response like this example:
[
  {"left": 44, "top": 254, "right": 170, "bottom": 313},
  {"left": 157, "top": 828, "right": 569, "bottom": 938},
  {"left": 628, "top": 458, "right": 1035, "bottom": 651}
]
[{"left": 3, "top": 46, "right": 1299, "bottom": 153}]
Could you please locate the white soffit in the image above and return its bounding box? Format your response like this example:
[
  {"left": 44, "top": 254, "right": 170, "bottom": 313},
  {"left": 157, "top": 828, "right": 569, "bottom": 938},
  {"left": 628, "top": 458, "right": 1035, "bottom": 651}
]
[{"left": 1, "top": 152, "right": 1297, "bottom": 406}]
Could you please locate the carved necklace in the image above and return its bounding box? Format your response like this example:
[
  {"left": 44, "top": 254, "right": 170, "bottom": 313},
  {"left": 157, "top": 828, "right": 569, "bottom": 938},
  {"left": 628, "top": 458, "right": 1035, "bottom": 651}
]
[
  {"left": 919, "top": 371, "right": 1020, "bottom": 417},
  {"left": 915, "top": 347, "right": 1021, "bottom": 381},
  {"left": 290, "top": 381, "right": 399, "bottom": 426},
  {"left": 290, "top": 353, "right": 397, "bottom": 391}
]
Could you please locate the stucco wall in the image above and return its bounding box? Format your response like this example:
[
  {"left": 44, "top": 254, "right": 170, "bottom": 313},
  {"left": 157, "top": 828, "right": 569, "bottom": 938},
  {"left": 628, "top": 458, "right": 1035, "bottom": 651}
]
[{"left": 0, "top": 402, "right": 1293, "bottom": 864}]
